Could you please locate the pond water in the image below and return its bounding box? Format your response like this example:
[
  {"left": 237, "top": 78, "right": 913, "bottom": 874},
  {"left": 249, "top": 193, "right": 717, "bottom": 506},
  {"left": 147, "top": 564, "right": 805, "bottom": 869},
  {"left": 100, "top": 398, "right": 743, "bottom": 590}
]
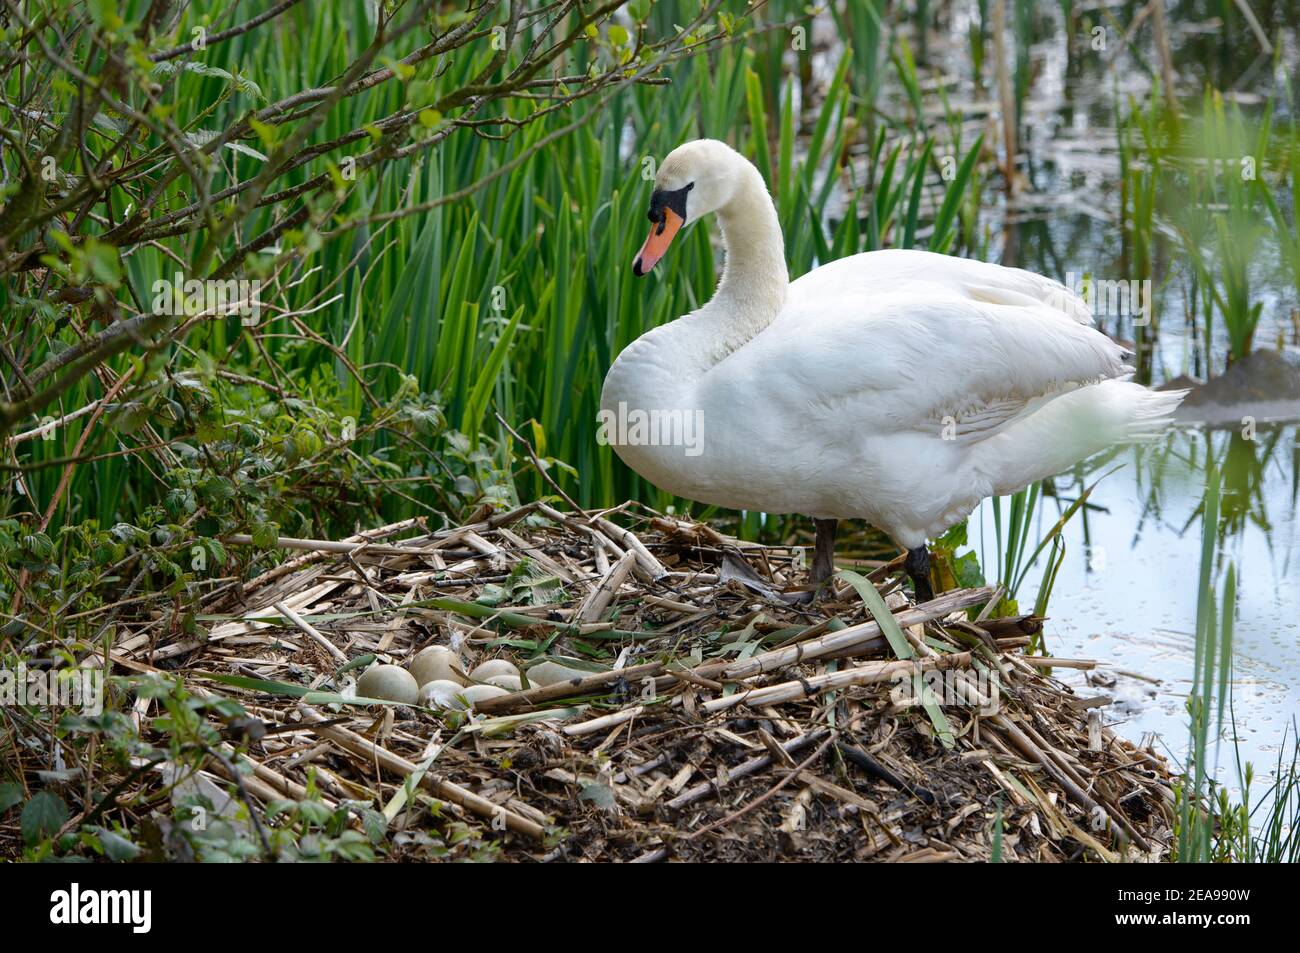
[{"left": 973, "top": 423, "right": 1300, "bottom": 796}]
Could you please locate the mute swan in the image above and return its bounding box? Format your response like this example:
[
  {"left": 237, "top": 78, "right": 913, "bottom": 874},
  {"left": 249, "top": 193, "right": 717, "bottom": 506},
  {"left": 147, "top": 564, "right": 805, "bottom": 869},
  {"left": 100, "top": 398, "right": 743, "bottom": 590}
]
[{"left": 601, "top": 139, "right": 1184, "bottom": 601}]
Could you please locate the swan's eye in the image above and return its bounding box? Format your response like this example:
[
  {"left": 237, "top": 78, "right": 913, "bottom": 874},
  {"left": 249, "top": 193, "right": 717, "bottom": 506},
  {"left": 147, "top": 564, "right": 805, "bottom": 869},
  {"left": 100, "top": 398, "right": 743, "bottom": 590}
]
[{"left": 647, "top": 183, "right": 693, "bottom": 231}]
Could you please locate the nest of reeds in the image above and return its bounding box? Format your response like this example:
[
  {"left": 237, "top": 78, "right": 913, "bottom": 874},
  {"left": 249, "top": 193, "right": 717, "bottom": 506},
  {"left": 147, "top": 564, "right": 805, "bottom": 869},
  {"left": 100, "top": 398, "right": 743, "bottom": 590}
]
[{"left": 110, "top": 502, "right": 1178, "bottom": 862}]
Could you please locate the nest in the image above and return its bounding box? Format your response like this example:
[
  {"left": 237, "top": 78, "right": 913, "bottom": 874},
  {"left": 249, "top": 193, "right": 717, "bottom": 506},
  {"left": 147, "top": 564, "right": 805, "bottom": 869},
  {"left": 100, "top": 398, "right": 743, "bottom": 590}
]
[{"left": 110, "top": 502, "right": 1178, "bottom": 862}]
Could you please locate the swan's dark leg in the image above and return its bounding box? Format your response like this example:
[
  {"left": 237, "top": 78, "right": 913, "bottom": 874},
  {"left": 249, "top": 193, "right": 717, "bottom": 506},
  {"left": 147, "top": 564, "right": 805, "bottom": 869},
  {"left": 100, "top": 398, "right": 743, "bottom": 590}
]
[
  {"left": 905, "top": 545, "right": 934, "bottom": 603},
  {"left": 811, "top": 518, "right": 838, "bottom": 589},
  {"left": 786, "top": 518, "right": 838, "bottom": 604}
]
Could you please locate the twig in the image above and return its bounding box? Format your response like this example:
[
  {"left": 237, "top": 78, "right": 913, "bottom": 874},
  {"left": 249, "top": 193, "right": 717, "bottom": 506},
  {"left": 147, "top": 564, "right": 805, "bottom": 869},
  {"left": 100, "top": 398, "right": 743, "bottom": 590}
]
[
  {"left": 494, "top": 411, "right": 582, "bottom": 513},
  {"left": 686, "top": 734, "right": 835, "bottom": 840},
  {"left": 297, "top": 705, "right": 547, "bottom": 839}
]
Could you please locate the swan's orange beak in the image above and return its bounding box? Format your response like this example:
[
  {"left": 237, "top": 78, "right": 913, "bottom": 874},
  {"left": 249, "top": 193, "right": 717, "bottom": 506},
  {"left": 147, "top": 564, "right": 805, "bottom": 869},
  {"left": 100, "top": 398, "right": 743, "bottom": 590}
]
[{"left": 632, "top": 208, "right": 683, "bottom": 276}]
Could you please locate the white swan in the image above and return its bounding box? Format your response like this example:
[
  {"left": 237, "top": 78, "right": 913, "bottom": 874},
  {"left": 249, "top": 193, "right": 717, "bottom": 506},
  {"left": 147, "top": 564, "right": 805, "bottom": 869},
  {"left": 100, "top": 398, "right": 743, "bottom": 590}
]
[{"left": 601, "top": 139, "right": 1184, "bottom": 600}]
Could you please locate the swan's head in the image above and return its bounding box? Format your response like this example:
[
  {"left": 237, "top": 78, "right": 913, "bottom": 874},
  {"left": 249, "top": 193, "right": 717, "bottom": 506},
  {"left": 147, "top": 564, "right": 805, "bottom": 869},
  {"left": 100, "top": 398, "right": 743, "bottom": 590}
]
[{"left": 632, "top": 139, "right": 743, "bottom": 276}]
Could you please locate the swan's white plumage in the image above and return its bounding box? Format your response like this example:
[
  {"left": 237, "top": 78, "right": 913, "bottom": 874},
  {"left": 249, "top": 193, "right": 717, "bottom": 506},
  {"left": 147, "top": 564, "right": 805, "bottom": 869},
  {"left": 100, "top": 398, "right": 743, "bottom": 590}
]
[{"left": 602, "top": 140, "right": 1184, "bottom": 549}]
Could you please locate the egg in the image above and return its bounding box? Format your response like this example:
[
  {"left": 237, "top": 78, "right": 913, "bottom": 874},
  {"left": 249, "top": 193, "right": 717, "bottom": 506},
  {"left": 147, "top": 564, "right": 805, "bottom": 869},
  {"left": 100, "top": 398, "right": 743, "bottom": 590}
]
[
  {"left": 454, "top": 684, "right": 511, "bottom": 710},
  {"left": 409, "top": 645, "right": 467, "bottom": 687},
  {"left": 356, "top": 664, "right": 418, "bottom": 704},
  {"left": 470, "top": 659, "right": 519, "bottom": 682},
  {"left": 416, "top": 679, "right": 468, "bottom": 709},
  {"left": 523, "top": 661, "right": 590, "bottom": 688},
  {"left": 484, "top": 674, "right": 523, "bottom": 692}
]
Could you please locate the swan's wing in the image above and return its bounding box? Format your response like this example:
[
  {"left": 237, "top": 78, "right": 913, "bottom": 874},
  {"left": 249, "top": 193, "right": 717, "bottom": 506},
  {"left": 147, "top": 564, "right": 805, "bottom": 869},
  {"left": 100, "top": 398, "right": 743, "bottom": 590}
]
[
  {"left": 787, "top": 248, "right": 1097, "bottom": 326},
  {"left": 736, "top": 285, "right": 1128, "bottom": 444}
]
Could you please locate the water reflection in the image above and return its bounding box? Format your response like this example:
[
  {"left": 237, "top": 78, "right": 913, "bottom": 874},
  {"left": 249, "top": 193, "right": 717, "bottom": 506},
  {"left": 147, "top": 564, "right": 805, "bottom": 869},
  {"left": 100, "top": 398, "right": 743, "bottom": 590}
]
[{"left": 976, "top": 424, "right": 1300, "bottom": 788}]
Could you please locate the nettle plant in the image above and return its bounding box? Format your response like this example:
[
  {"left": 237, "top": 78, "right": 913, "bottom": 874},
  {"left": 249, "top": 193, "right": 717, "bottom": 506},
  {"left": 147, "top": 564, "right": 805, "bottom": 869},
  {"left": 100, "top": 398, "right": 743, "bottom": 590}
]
[
  {"left": 7, "top": 378, "right": 514, "bottom": 657},
  {"left": 3, "top": 673, "right": 390, "bottom": 862}
]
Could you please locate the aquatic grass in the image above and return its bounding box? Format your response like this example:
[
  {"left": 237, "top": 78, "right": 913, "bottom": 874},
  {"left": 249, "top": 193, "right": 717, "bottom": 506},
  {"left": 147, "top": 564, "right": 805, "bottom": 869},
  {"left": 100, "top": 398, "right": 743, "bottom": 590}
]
[
  {"left": 836, "top": 0, "right": 886, "bottom": 122},
  {"left": 1011, "top": 0, "right": 1034, "bottom": 141},
  {"left": 1172, "top": 90, "right": 1271, "bottom": 370},
  {"left": 1175, "top": 462, "right": 1227, "bottom": 861},
  {"left": 1171, "top": 453, "right": 1300, "bottom": 862},
  {"left": 967, "top": 461, "right": 1103, "bottom": 629},
  {"left": 892, "top": 36, "right": 925, "bottom": 124},
  {"left": 928, "top": 135, "right": 984, "bottom": 254},
  {"left": 989, "top": 484, "right": 1040, "bottom": 604},
  {"left": 1113, "top": 58, "right": 1297, "bottom": 381},
  {"left": 965, "top": 4, "right": 987, "bottom": 90},
  {"left": 1030, "top": 535, "right": 1067, "bottom": 634},
  {"left": 1258, "top": 88, "right": 1300, "bottom": 332},
  {"left": 1242, "top": 722, "right": 1300, "bottom": 863},
  {"left": 1118, "top": 89, "right": 1164, "bottom": 378}
]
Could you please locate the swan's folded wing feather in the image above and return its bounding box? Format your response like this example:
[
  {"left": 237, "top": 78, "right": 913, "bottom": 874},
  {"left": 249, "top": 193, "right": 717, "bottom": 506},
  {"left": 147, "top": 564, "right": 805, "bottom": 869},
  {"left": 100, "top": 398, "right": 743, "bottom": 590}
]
[
  {"left": 742, "top": 289, "right": 1128, "bottom": 441},
  {"left": 965, "top": 280, "right": 1093, "bottom": 325},
  {"left": 787, "top": 249, "right": 1097, "bottom": 326},
  {"left": 933, "top": 393, "right": 1061, "bottom": 445}
]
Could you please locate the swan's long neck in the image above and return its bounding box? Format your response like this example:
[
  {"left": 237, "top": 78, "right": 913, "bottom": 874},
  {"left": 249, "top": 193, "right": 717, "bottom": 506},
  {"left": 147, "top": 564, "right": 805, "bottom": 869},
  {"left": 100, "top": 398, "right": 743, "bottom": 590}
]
[
  {"left": 708, "top": 163, "right": 789, "bottom": 348},
  {"left": 605, "top": 160, "right": 787, "bottom": 414}
]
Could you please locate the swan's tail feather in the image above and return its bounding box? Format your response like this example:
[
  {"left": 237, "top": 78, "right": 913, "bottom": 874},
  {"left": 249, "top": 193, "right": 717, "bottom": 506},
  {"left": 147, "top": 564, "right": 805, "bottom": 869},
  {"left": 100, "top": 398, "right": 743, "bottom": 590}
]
[
  {"left": 980, "top": 379, "right": 1185, "bottom": 496},
  {"left": 1120, "top": 386, "right": 1189, "bottom": 441}
]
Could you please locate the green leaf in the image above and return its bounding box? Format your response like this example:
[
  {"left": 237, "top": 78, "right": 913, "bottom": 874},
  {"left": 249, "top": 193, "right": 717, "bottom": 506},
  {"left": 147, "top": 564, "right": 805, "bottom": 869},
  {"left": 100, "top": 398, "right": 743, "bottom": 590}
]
[
  {"left": 335, "top": 653, "right": 376, "bottom": 677},
  {"left": 928, "top": 133, "right": 984, "bottom": 254},
  {"left": 251, "top": 521, "right": 279, "bottom": 549},
  {"left": 579, "top": 781, "right": 617, "bottom": 812},
  {"left": 936, "top": 519, "right": 968, "bottom": 549},
  {"left": 361, "top": 808, "right": 388, "bottom": 844},
  {"left": 88, "top": 825, "right": 141, "bottom": 861},
  {"left": 836, "top": 569, "right": 912, "bottom": 660},
  {"left": 0, "top": 782, "right": 23, "bottom": 813},
  {"left": 197, "top": 671, "right": 313, "bottom": 697},
  {"left": 459, "top": 305, "right": 524, "bottom": 439},
  {"left": 913, "top": 671, "right": 956, "bottom": 750},
  {"left": 84, "top": 239, "right": 121, "bottom": 286},
  {"left": 837, "top": 570, "right": 955, "bottom": 750},
  {"left": 950, "top": 549, "right": 987, "bottom": 591},
  {"left": 744, "top": 68, "right": 772, "bottom": 187},
  {"left": 22, "top": 791, "right": 69, "bottom": 845}
]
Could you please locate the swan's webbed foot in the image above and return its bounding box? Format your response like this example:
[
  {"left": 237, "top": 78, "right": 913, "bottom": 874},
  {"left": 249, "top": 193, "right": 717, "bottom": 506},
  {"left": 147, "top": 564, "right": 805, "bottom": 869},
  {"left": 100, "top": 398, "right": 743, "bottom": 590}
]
[{"left": 905, "top": 545, "right": 934, "bottom": 604}]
